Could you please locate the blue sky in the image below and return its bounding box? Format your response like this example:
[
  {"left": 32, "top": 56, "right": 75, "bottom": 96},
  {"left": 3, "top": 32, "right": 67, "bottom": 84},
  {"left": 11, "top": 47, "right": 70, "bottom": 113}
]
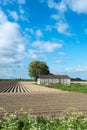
[{"left": 0, "top": 0, "right": 87, "bottom": 79}]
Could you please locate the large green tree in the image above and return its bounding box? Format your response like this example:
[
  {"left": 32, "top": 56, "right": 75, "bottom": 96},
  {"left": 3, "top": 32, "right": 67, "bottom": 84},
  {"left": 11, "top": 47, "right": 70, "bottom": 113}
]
[{"left": 28, "top": 60, "right": 50, "bottom": 81}]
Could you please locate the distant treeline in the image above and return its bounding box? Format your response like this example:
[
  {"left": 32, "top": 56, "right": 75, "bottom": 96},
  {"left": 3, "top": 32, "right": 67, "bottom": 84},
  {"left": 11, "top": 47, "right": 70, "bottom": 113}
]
[
  {"left": 0, "top": 78, "right": 34, "bottom": 81},
  {"left": 71, "top": 78, "right": 86, "bottom": 81}
]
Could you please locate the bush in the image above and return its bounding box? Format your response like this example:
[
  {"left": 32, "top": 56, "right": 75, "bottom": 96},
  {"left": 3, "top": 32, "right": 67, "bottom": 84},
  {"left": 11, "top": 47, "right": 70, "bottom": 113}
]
[
  {"left": 59, "top": 108, "right": 87, "bottom": 130},
  {"left": 0, "top": 107, "right": 87, "bottom": 130}
]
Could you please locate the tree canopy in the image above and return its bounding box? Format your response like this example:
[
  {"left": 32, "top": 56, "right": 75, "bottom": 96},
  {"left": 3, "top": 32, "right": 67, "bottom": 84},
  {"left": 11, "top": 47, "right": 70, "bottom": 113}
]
[{"left": 28, "top": 60, "right": 50, "bottom": 81}]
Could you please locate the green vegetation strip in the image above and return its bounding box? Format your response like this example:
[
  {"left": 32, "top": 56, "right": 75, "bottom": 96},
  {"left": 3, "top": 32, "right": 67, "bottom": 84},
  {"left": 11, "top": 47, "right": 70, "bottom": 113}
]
[
  {"left": 0, "top": 107, "right": 87, "bottom": 130},
  {"left": 46, "top": 83, "right": 87, "bottom": 93}
]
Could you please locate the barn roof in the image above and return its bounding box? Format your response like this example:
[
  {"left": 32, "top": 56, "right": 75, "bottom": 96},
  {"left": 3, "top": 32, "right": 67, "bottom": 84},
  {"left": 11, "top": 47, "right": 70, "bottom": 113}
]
[{"left": 38, "top": 75, "right": 70, "bottom": 79}]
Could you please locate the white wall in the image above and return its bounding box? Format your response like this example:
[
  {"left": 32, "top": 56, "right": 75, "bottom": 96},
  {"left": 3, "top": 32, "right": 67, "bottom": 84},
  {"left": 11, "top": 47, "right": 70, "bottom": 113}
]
[{"left": 37, "top": 78, "right": 70, "bottom": 85}]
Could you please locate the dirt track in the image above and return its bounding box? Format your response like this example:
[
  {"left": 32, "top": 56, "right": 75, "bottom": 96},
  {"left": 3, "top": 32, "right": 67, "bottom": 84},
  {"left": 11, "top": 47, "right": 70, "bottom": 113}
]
[{"left": 0, "top": 81, "right": 87, "bottom": 118}]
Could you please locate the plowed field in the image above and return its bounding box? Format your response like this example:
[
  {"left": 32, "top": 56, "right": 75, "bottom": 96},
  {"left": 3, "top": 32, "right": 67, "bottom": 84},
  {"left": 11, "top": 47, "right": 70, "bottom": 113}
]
[{"left": 0, "top": 81, "right": 87, "bottom": 118}]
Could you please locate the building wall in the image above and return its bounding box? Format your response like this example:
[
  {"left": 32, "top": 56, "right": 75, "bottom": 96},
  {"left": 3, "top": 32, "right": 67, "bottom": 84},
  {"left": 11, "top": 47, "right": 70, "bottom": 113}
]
[
  {"left": 60, "top": 79, "right": 70, "bottom": 84},
  {"left": 37, "top": 78, "right": 70, "bottom": 85}
]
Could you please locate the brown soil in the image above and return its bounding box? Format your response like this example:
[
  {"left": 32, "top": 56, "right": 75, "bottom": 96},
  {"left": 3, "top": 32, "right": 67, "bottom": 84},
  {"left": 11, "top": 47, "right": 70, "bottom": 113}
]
[{"left": 0, "top": 81, "right": 87, "bottom": 118}]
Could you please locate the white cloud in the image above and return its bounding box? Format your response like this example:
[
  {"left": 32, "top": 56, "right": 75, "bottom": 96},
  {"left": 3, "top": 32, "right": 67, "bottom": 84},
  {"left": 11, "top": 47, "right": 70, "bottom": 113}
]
[
  {"left": 0, "top": 1, "right": 28, "bottom": 22},
  {"left": 18, "top": 0, "right": 25, "bottom": 4},
  {"left": 0, "top": 0, "right": 25, "bottom": 5},
  {"left": 0, "top": 21, "right": 19, "bottom": 48},
  {"left": 55, "top": 59, "right": 64, "bottom": 64},
  {"left": 0, "top": 63, "right": 28, "bottom": 79},
  {"left": 19, "top": 6, "right": 25, "bottom": 14},
  {"left": 36, "top": 29, "right": 43, "bottom": 38},
  {"left": 0, "top": 10, "right": 28, "bottom": 79},
  {"left": 47, "top": 0, "right": 87, "bottom": 35},
  {"left": 47, "top": 0, "right": 87, "bottom": 14},
  {"left": 51, "top": 65, "right": 87, "bottom": 79},
  {"left": 47, "top": 0, "right": 67, "bottom": 13},
  {"left": 29, "top": 28, "right": 34, "bottom": 34},
  {"left": 65, "top": 65, "right": 87, "bottom": 73},
  {"left": 46, "top": 1, "right": 71, "bottom": 35},
  {"left": 45, "top": 25, "right": 52, "bottom": 31},
  {"left": 58, "top": 1, "right": 67, "bottom": 13},
  {"left": 0, "top": 0, "right": 14, "bottom": 5},
  {"left": 0, "top": 10, "right": 7, "bottom": 23},
  {"left": 51, "top": 14, "right": 60, "bottom": 20},
  {"left": 64, "top": 0, "right": 87, "bottom": 14},
  {"left": 32, "top": 40, "right": 62, "bottom": 52},
  {"left": 9, "top": 11, "right": 19, "bottom": 21},
  {"left": 28, "top": 49, "right": 47, "bottom": 60},
  {"left": 0, "top": 10, "right": 26, "bottom": 65},
  {"left": 55, "top": 20, "right": 70, "bottom": 35},
  {"left": 47, "top": 0, "right": 55, "bottom": 8},
  {"left": 59, "top": 51, "right": 65, "bottom": 56},
  {"left": 19, "top": 8, "right": 29, "bottom": 22},
  {"left": 17, "top": 44, "right": 25, "bottom": 53},
  {"left": 28, "top": 50, "right": 38, "bottom": 59},
  {"left": 0, "top": 22, "right": 26, "bottom": 64}
]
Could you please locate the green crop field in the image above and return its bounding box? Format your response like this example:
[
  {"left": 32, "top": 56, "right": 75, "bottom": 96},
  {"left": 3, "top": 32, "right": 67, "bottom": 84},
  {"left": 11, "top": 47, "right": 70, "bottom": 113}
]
[{"left": 46, "top": 82, "right": 87, "bottom": 93}]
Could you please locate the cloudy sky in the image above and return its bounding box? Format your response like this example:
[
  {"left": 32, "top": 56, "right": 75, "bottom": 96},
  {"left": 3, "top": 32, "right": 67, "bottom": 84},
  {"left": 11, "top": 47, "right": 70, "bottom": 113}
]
[{"left": 0, "top": 0, "right": 87, "bottom": 79}]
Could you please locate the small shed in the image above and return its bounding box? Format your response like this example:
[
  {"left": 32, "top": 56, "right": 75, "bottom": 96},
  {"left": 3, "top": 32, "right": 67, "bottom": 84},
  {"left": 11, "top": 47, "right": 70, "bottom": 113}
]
[{"left": 37, "top": 75, "right": 71, "bottom": 85}]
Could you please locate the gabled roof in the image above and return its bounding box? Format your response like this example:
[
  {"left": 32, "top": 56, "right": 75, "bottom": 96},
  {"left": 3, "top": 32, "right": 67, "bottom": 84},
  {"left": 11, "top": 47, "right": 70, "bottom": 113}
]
[{"left": 38, "top": 75, "right": 70, "bottom": 79}]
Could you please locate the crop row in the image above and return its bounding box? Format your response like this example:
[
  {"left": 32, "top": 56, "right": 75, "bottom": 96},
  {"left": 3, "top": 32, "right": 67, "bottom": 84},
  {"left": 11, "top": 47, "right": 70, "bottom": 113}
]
[{"left": 0, "top": 82, "right": 30, "bottom": 93}]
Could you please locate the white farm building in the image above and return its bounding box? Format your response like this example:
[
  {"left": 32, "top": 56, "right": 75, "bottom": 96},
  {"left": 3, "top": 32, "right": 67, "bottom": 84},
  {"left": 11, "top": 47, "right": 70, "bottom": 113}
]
[{"left": 37, "top": 75, "right": 71, "bottom": 85}]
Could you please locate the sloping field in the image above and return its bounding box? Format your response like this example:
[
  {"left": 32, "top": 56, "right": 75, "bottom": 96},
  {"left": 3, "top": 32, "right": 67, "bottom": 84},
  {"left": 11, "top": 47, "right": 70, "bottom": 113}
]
[
  {"left": 0, "top": 81, "right": 65, "bottom": 93},
  {"left": 71, "top": 81, "right": 87, "bottom": 84},
  {"left": 0, "top": 81, "right": 87, "bottom": 118}
]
